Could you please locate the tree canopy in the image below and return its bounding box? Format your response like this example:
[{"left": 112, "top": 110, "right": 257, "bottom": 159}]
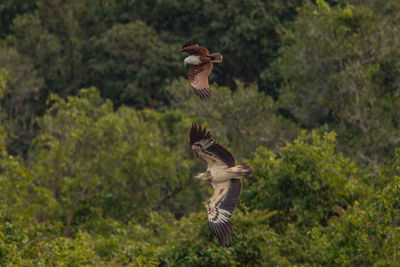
[{"left": 0, "top": 0, "right": 399, "bottom": 265}]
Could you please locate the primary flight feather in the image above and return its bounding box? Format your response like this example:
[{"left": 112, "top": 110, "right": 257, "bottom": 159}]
[
  {"left": 182, "top": 41, "right": 223, "bottom": 101},
  {"left": 190, "top": 123, "right": 253, "bottom": 246}
]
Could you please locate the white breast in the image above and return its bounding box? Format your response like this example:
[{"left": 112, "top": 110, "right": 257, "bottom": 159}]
[
  {"left": 209, "top": 166, "right": 231, "bottom": 182},
  {"left": 184, "top": 55, "right": 201, "bottom": 65}
]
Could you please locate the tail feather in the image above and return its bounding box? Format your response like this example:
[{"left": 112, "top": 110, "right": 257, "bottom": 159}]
[
  {"left": 226, "top": 163, "right": 253, "bottom": 179},
  {"left": 209, "top": 53, "right": 223, "bottom": 63}
]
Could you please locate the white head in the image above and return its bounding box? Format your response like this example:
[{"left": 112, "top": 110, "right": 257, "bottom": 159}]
[{"left": 184, "top": 55, "right": 201, "bottom": 66}]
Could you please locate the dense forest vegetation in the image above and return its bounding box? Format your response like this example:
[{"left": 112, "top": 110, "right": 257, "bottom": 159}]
[{"left": 0, "top": 0, "right": 399, "bottom": 265}]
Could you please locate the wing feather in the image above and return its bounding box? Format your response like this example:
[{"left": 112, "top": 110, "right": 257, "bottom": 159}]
[
  {"left": 192, "top": 87, "right": 211, "bottom": 101},
  {"left": 182, "top": 41, "right": 209, "bottom": 56},
  {"left": 207, "top": 179, "right": 242, "bottom": 247},
  {"left": 207, "top": 143, "right": 236, "bottom": 168},
  {"left": 188, "top": 63, "right": 213, "bottom": 101},
  {"left": 212, "top": 223, "right": 226, "bottom": 245},
  {"left": 190, "top": 123, "right": 235, "bottom": 168}
]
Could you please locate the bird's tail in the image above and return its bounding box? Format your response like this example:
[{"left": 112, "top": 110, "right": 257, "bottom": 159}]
[
  {"left": 209, "top": 53, "right": 223, "bottom": 63},
  {"left": 226, "top": 163, "right": 253, "bottom": 179}
]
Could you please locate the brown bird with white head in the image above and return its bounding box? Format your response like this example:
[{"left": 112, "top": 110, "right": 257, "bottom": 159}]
[
  {"left": 182, "top": 41, "right": 223, "bottom": 101},
  {"left": 190, "top": 123, "right": 253, "bottom": 247}
]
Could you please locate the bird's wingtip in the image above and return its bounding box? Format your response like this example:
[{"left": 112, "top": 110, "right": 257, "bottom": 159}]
[{"left": 182, "top": 40, "right": 197, "bottom": 49}]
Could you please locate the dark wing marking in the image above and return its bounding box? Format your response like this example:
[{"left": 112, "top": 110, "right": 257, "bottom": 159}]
[
  {"left": 219, "top": 179, "right": 242, "bottom": 214},
  {"left": 206, "top": 143, "right": 235, "bottom": 168},
  {"left": 192, "top": 87, "right": 212, "bottom": 101},
  {"left": 190, "top": 122, "right": 211, "bottom": 146},
  {"left": 182, "top": 41, "right": 209, "bottom": 56},
  {"left": 190, "top": 123, "right": 236, "bottom": 168},
  {"left": 188, "top": 63, "right": 213, "bottom": 101},
  {"left": 182, "top": 40, "right": 197, "bottom": 49},
  {"left": 208, "top": 179, "right": 242, "bottom": 247}
]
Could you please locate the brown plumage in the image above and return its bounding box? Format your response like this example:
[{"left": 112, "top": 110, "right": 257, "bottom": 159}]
[
  {"left": 182, "top": 41, "right": 223, "bottom": 101},
  {"left": 190, "top": 123, "right": 253, "bottom": 247}
]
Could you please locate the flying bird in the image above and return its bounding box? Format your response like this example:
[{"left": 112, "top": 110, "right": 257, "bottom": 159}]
[
  {"left": 190, "top": 123, "right": 253, "bottom": 247},
  {"left": 182, "top": 41, "right": 223, "bottom": 101}
]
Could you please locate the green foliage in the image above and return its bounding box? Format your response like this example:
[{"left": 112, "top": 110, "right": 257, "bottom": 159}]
[
  {"left": 0, "top": 67, "right": 9, "bottom": 100},
  {"left": 243, "top": 130, "right": 366, "bottom": 229},
  {"left": 9, "top": 12, "right": 65, "bottom": 96},
  {"left": 307, "top": 170, "right": 400, "bottom": 265},
  {"left": 0, "top": 0, "right": 36, "bottom": 38},
  {"left": 136, "top": 0, "right": 305, "bottom": 93},
  {"left": 278, "top": 0, "right": 400, "bottom": 164},
  {"left": 168, "top": 78, "right": 300, "bottom": 158},
  {"left": 2, "top": 0, "right": 307, "bottom": 112},
  {"left": 30, "top": 87, "right": 199, "bottom": 236},
  {"left": 0, "top": 47, "right": 43, "bottom": 155},
  {"left": 0, "top": 152, "right": 55, "bottom": 222},
  {"left": 0, "top": 215, "right": 101, "bottom": 266},
  {"left": 0, "top": 68, "right": 53, "bottom": 222},
  {"left": 88, "top": 21, "right": 182, "bottom": 107},
  {"left": 1, "top": 1, "right": 400, "bottom": 266},
  {"left": 159, "top": 209, "right": 288, "bottom": 267}
]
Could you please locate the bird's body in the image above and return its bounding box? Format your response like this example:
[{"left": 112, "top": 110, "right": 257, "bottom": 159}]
[
  {"left": 190, "top": 123, "right": 253, "bottom": 247},
  {"left": 195, "top": 165, "right": 252, "bottom": 183},
  {"left": 182, "top": 41, "right": 223, "bottom": 101}
]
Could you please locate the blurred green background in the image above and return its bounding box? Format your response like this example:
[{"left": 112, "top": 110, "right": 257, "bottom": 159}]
[{"left": 0, "top": 0, "right": 399, "bottom": 265}]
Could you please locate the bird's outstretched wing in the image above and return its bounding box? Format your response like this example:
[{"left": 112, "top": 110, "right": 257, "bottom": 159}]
[
  {"left": 207, "top": 179, "right": 242, "bottom": 247},
  {"left": 182, "top": 41, "right": 209, "bottom": 56},
  {"left": 190, "top": 123, "right": 235, "bottom": 168},
  {"left": 188, "top": 62, "right": 213, "bottom": 101}
]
